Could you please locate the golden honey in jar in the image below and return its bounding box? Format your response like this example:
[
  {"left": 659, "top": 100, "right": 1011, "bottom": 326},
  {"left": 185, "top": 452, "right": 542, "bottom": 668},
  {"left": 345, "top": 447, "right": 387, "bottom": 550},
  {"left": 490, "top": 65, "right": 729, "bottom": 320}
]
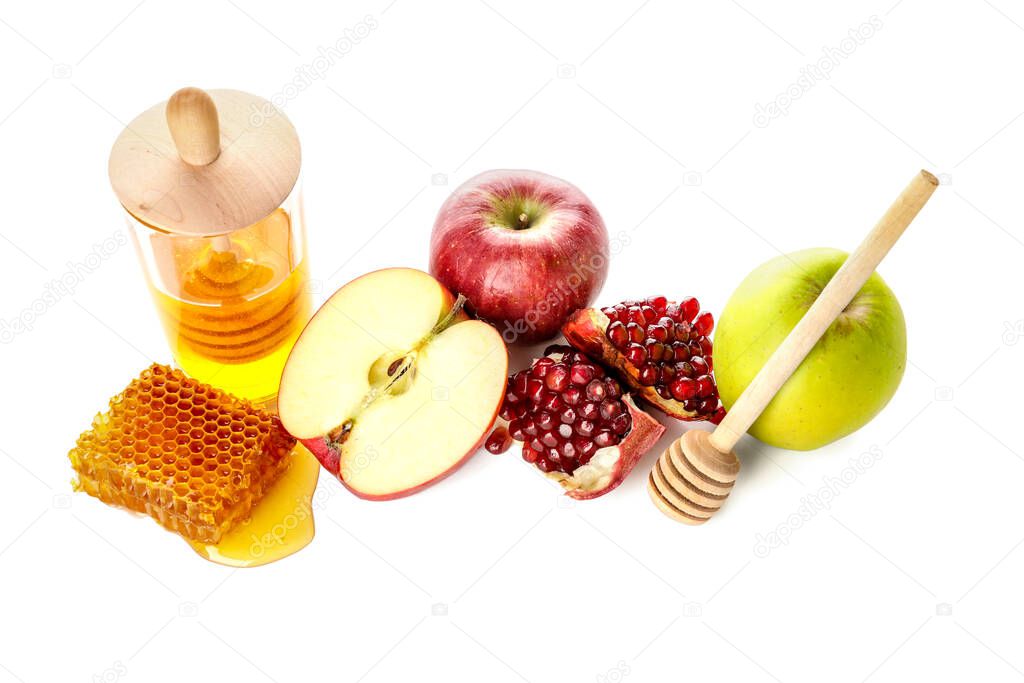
[
  {"left": 109, "top": 87, "right": 311, "bottom": 402},
  {"left": 130, "top": 202, "right": 311, "bottom": 401}
]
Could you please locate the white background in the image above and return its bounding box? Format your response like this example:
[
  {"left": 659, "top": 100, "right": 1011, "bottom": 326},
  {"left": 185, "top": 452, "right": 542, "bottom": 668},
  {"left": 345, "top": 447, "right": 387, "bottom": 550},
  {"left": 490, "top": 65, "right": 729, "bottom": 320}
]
[{"left": 1, "top": 1, "right": 1022, "bottom": 681}]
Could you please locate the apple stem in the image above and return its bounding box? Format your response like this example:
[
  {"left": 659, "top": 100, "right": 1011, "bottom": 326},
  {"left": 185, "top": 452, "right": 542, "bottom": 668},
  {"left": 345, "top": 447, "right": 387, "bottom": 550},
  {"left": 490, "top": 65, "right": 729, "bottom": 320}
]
[
  {"left": 430, "top": 293, "right": 468, "bottom": 337},
  {"left": 518, "top": 212, "right": 530, "bottom": 229}
]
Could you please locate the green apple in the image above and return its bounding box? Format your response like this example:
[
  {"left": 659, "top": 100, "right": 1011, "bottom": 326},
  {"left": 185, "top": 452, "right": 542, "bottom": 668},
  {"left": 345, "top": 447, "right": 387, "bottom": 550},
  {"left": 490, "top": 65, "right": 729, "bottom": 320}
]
[{"left": 714, "top": 247, "right": 906, "bottom": 451}]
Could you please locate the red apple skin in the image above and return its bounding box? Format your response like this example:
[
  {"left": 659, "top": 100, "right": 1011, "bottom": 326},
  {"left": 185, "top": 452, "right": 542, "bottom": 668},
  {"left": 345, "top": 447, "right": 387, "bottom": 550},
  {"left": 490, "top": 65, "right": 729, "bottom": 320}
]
[{"left": 429, "top": 169, "right": 610, "bottom": 344}]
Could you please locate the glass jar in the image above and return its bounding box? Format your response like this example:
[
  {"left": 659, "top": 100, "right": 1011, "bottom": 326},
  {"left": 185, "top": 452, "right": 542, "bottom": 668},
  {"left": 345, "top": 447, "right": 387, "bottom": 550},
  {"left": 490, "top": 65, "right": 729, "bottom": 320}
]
[
  {"left": 126, "top": 184, "right": 310, "bottom": 403},
  {"left": 109, "top": 87, "right": 310, "bottom": 404}
]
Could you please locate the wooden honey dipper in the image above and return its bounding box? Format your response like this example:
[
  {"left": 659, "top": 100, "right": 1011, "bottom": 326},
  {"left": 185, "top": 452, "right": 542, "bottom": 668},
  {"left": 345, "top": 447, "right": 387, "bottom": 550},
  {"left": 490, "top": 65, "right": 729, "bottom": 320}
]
[{"left": 649, "top": 170, "right": 939, "bottom": 524}]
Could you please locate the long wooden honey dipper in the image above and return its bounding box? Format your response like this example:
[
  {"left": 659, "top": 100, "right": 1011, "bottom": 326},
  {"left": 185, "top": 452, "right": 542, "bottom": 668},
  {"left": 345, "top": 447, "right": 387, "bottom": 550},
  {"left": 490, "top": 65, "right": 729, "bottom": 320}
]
[{"left": 649, "top": 170, "right": 939, "bottom": 524}]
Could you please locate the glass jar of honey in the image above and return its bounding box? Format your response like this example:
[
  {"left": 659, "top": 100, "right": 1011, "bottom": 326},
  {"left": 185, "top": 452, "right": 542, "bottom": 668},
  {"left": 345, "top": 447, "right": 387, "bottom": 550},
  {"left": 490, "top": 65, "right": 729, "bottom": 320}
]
[{"left": 108, "top": 87, "right": 312, "bottom": 403}]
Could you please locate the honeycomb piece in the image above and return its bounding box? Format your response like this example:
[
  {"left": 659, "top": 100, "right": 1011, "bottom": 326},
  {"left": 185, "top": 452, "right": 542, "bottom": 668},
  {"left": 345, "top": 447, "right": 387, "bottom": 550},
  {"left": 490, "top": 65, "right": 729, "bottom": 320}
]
[{"left": 69, "top": 364, "right": 295, "bottom": 543}]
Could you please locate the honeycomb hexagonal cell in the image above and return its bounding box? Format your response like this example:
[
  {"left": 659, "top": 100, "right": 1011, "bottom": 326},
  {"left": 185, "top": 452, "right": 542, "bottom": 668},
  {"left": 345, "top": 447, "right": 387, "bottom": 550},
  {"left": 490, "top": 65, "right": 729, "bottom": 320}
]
[{"left": 69, "top": 364, "right": 295, "bottom": 543}]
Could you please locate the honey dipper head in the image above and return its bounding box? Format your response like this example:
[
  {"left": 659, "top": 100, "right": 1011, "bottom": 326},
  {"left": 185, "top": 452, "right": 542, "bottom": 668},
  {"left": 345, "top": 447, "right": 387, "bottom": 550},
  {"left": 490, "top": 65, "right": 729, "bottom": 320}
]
[{"left": 648, "top": 430, "right": 739, "bottom": 524}]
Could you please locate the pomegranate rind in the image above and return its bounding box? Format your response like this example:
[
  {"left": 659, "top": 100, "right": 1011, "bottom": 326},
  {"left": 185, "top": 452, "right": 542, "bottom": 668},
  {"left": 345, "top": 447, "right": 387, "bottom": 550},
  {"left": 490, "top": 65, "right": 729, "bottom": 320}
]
[
  {"left": 547, "top": 394, "right": 665, "bottom": 500},
  {"left": 562, "top": 308, "right": 702, "bottom": 420}
]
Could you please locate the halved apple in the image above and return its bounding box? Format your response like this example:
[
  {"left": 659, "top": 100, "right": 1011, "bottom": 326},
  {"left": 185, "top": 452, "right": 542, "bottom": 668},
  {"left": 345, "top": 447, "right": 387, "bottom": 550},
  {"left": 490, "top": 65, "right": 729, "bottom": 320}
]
[{"left": 278, "top": 268, "right": 508, "bottom": 499}]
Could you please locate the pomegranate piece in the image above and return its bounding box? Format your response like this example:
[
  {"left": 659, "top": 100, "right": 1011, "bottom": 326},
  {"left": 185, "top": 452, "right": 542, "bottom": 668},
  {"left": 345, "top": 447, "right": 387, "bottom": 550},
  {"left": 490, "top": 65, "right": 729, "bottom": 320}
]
[
  {"left": 562, "top": 296, "right": 725, "bottom": 422},
  {"left": 487, "top": 346, "right": 665, "bottom": 499}
]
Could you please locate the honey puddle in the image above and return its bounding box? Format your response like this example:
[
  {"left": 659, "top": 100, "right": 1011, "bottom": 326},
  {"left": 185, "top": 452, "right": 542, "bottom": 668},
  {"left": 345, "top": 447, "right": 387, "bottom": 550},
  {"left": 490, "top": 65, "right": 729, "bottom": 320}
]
[{"left": 188, "top": 445, "right": 320, "bottom": 567}]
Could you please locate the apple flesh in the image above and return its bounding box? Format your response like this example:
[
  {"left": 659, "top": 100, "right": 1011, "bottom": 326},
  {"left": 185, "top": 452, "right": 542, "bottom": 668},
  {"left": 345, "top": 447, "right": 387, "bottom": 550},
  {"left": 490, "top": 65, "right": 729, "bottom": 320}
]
[
  {"left": 278, "top": 268, "right": 508, "bottom": 499},
  {"left": 429, "top": 169, "right": 609, "bottom": 344},
  {"left": 714, "top": 248, "right": 907, "bottom": 450}
]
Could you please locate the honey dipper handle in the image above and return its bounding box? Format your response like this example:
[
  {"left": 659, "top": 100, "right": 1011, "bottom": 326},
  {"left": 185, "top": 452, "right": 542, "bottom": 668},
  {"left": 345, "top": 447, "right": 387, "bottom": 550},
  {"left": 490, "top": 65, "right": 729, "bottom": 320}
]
[
  {"left": 165, "top": 87, "right": 221, "bottom": 166},
  {"left": 708, "top": 170, "right": 939, "bottom": 454}
]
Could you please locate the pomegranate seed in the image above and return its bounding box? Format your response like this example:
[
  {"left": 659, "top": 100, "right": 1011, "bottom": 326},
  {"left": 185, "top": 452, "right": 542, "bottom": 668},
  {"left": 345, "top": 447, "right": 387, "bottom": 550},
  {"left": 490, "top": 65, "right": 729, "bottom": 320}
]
[
  {"left": 689, "top": 357, "right": 709, "bottom": 375},
  {"left": 646, "top": 341, "right": 666, "bottom": 362},
  {"left": 560, "top": 440, "right": 576, "bottom": 460},
  {"left": 669, "top": 377, "right": 697, "bottom": 401},
  {"left": 604, "top": 379, "right": 622, "bottom": 399},
  {"left": 602, "top": 307, "right": 616, "bottom": 318},
  {"left": 626, "top": 343, "right": 647, "bottom": 366},
  {"left": 575, "top": 420, "right": 596, "bottom": 437},
  {"left": 570, "top": 363, "right": 597, "bottom": 385},
  {"left": 694, "top": 311, "right": 714, "bottom": 336},
  {"left": 699, "top": 337, "right": 713, "bottom": 356},
  {"left": 522, "top": 445, "right": 539, "bottom": 463},
  {"left": 563, "top": 387, "right": 582, "bottom": 405},
  {"left": 649, "top": 296, "right": 668, "bottom": 313},
  {"left": 541, "top": 432, "right": 559, "bottom": 448},
  {"left": 536, "top": 457, "right": 553, "bottom": 473},
  {"left": 659, "top": 365, "right": 676, "bottom": 384},
  {"left": 558, "top": 424, "right": 573, "bottom": 439},
  {"left": 647, "top": 324, "right": 668, "bottom": 342},
  {"left": 531, "top": 357, "right": 554, "bottom": 377},
  {"left": 545, "top": 364, "right": 569, "bottom": 392},
  {"left": 611, "top": 413, "right": 631, "bottom": 435},
  {"left": 626, "top": 323, "right": 645, "bottom": 344},
  {"left": 599, "top": 399, "right": 622, "bottom": 421},
  {"left": 675, "top": 362, "right": 695, "bottom": 378},
  {"left": 579, "top": 401, "right": 600, "bottom": 421},
  {"left": 680, "top": 297, "right": 700, "bottom": 322},
  {"left": 628, "top": 307, "right": 646, "bottom": 325},
  {"left": 526, "top": 379, "right": 544, "bottom": 403},
  {"left": 540, "top": 393, "right": 564, "bottom": 413},
  {"left": 706, "top": 356, "right": 714, "bottom": 372},
  {"left": 514, "top": 404, "right": 528, "bottom": 418},
  {"left": 695, "top": 375, "right": 715, "bottom": 397},
  {"left": 485, "top": 427, "right": 512, "bottom": 454},
  {"left": 499, "top": 403, "right": 516, "bottom": 421},
  {"left": 537, "top": 411, "right": 555, "bottom": 431},
  {"left": 607, "top": 322, "right": 628, "bottom": 349},
  {"left": 641, "top": 306, "right": 658, "bottom": 323},
  {"left": 530, "top": 437, "right": 544, "bottom": 453},
  {"left": 586, "top": 380, "right": 607, "bottom": 401},
  {"left": 698, "top": 397, "right": 718, "bottom": 414},
  {"left": 560, "top": 407, "right": 576, "bottom": 424},
  {"left": 508, "top": 419, "right": 525, "bottom": 441},
  {"left": 672, "top": 342, "right": 690, "bottom": 362},
  {"left": 682, "top": 398, "right": 698, "bottom": 412},
  {"left": 522, "top": 416, "right": 537, "bottom": 436},
  {"left": 674, "top": 322, "right": 692, "bottom": 341},
  {"left": 593, "top": 431, "right": 616, "bottom": 448},
  {"left": 710, "top": 407, "right": 726, "bottom": 424},
  {"left": 665, "top": 304, "right": 681, "bottom": 322},
  {"left": 512, "top": 371, "right": 529, "bottom": 397},
  {"left": 638, "top": 364, "right": 658, "bottom": 386},
  {"left": 505, "top": 390, "right": 520, "bottom": 405},
  {"left": 578, "top": 440, "right": 597, "bottom": 462}
]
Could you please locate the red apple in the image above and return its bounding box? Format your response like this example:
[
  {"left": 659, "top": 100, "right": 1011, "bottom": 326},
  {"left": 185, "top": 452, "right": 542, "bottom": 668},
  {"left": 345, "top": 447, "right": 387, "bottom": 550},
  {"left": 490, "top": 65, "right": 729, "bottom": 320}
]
[
  {"left": 278, "top": 268, "right": 508, "bottom": 500},
  {"left": 429, "top": 169, "right": 610, "bottom": 344}
]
